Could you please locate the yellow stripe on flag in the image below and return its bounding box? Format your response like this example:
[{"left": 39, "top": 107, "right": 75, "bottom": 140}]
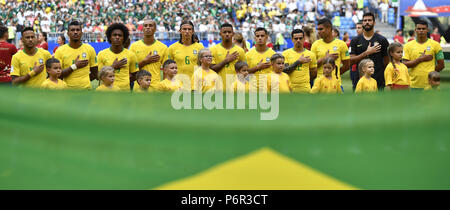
[{"left": 155, "top": 148, "right": 358, "bottom": 190}]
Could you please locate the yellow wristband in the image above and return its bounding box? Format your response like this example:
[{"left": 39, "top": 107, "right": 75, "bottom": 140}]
[{"left": 29, "top": 71, "right": 36, "bottom": 77}]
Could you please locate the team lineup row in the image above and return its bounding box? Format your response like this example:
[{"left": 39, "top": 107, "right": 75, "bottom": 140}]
[{"left": 7, "top": 13, "right": 445, "bottom": 93}]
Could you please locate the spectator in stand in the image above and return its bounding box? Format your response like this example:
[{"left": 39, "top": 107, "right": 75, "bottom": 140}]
[
  {"left": 52, "top": 35, "right": 66, "bottom": 55},
  {"left": 343, "top": 32, "right": 350, "bottom": 47},
  {"left": 36, "top": 32, "right": 48, "bottom": 50},
  {"left": 233, "top": 32, "right": 249, "bottom": 52},
  {"left": 380, "top": 0, "right": 389, "bottom": 24},
  {"left": 394, "top": 29, "right": 404, "bottom": 44},
  {"left": 332, "top": 28, "right": 340, "bottom": 39},
  {"left": 303, "top": 25, "right": 316, "bottom": 50},
  {"left": 430, "top": 27, "right": 441, "bottom": 43},
  {"left": 0, "top": 25, "right": 18, "bottom": 85},
  {"left": 407, "top": 30, "right": 415, "bottom": 42}
]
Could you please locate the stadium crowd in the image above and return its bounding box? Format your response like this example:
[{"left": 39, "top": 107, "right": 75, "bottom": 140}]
[{"left": 0, "top": 0, "right": 396, "bottom": 44}]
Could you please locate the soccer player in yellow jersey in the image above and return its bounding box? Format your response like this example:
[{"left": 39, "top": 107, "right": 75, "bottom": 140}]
[
  {"left": 192, "top": 48, "right": 221, "bottom": 93},
  {"left": 311, "top": 57, "right": 342, "bottom": 94},
  {"left": 268, "top": 54, "right": 292, "bottom": 93},
  {"left": 55, "top": 21, "right": 97, "bottom": 90},
  {"left": 246, "top": 27, "right": 276, "bottom": 90},
  {"left": 311, "top": 18, "right": 350, "bottom": 89},
  {"left": 355, "top": 59, "right": 377, "bottom": 93},
  {"left": 282, "top": 29, "right": 317, "bottom": 93},
  {"left": 129, "top": 19, "right": 168, "bottom": 87},
  {"left": 159, "top": 59, "right": 183, "bottom": 92},
  {"left": 229, "top": 61, "right": 250, "bottom": 93},
  {"left": 11, "top": 27, "right": 51, "bottom": 87},
  {"left": 97, "top": 23, "right": 138, "bottom": 91},
  {"left": 403, "top": 20, "right": 445, "bottom": 89},
  {"left": 167, "top": 21, "right": 204, "bottom": 78},
  {"left": 210, "top": 23, "right": 246, "bottom": 89},
  {"left": 41, "top": 58, "right": 67, "bottom": 90}
]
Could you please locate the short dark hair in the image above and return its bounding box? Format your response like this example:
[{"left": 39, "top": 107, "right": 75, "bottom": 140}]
[
  {"left": 416, "top": 19, "right": 428, "bottom": 27},
  {"left": 68, "top": 20, "right": 82, "bottom": 30},
  {"left": 291, "top": 29, "right": 304, "bottom": 38},
  {"left": 21, "top": 27, "right": 34, "bottom": 36},
  {"left": 362, "top": 12, "right": 375, "bottom": 21},
  {"left": 105, "top": 23, "right": 129, "bottom": 44},
  {"left": 270, "top": 53, "right": 284, "bottom": 63},
  {"left": 396, "top": 29, "right": 402, "bottom": 33},
  {"left": 254, "top": 27, "right": 268, "bottom": 35},
  {"left": 220, "top": 23, "right": 233, "bottom": 30},
  {"left": 408, "top": 30, "right": 414, "bottom": 36},
  {"left": 317, "top": 18, "right": 332, "bottom": 28},
  {"left": 0, "top": 25, "right": 8, "bottom": 38},
  {"left": 234, "top": 61, "right": 248, "bottom": 72},
  {"left": 163, "top": 59, "right": 177, "bottom": 69},
  {"left": 45, "top": 58, "right": 60, "bottom": 69},
  {"left": 136, "top": 70, "right": 152, "bottom": 80},
  {"left": 356, "top": 21, "right": 363, "bottom": 25}
]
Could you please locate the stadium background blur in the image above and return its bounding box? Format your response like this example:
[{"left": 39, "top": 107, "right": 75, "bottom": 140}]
[{"left": 1, "top": 0, "right": 400, "bottom": 48}]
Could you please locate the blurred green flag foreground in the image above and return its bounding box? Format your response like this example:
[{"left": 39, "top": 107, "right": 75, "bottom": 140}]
[{"left": 0, "top": 87, "right": 449, "bottom": 189}]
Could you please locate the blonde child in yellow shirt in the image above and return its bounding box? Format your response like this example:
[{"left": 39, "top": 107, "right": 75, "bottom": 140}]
[
  {"left": 385, "top": 42, "right": 411, "bottom": 90},
  {"left": 41, "top": 58, "right": 67, "bottom": 90},
  {"left": 191, "top": 48, "right": 222, "bottom": 92},
  {"left": 96, "top": 66, "right": 120, "bottom": 91},
  {"left": 355, "top": 59, "right": 377, "bottom": 93},
  {"left": 267, "top": 53, "right": 292, "bottom": 93},
  {"left": 425, "top": 71, "right": 440, "bottom": 90},
  {"left": 310, "top": 57, "right": 342, "bottom": 94}
]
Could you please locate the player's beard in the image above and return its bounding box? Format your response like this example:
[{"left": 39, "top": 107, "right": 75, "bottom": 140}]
[{"left": 364, "top": 24, "right": 373, "bottom": 32}]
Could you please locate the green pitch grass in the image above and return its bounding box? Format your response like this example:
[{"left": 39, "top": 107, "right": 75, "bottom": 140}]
[
  {"left": 0, "top": 67, "right": 449, "bottom": 189},
  {"left": 1, "top": 87, "right": 449, "bottom": 190}
]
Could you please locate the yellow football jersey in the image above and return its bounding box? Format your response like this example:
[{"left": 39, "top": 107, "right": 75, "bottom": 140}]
[
  {"left": 310, "top": 39, "right": 350, "bottom": 83},
  {"left": 41, "top": 78, "right": 67, "bottom": 90},
  {"left": 355, "top": 76, "right": 378, "bottom": 93},
  {"left": 310, "top": 75, "right": 342, "bottom": 94},
  {"left": 246, "top": 47, "right": 276, "bottom": 75},
  {"left": 191, "top": 68, "right": 221, "bottom": 93},
  {"left": 282, "top": 48, "right": 317, "bottom": 92},
  {"left": 95, "top": 84, "right": 121, "bottom": 91},
  {"left": 230, "top": 79, "right": 249, "bottom": 93},
  {"left": 158, "top": 78, "right": 183, "bottom": 92},
  {"left": 54, "top": 43, "right": 97, "bottom": 89},
  {"left": 133, "top": 86, "right": 157, "bottom": 93},
  {"left": 210, "top": 43, "right": 246, "bottom": 89},
  {"left": 97, "top": 48, "right": 138, "bottom": 91},
  {"left": 11, "top": 48, "right": 52, "bottom": 87},
  {"left": 246, "top": 47, "right": 276, "bottom": 90},
  {"left": 167, "top": 42, "right": 204, "bottom": 78},
  {"left": 384, "top": 62, "right": 411, "bottom": 86},
  {"left": 403, "top": 39, "right": 443, "bottom": 88},
  {"left": 266, "top": 72, "right": 291, "bottom": 93},
  {"left": 129, "top": 40, "right": 168, "bottom": 85}
]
